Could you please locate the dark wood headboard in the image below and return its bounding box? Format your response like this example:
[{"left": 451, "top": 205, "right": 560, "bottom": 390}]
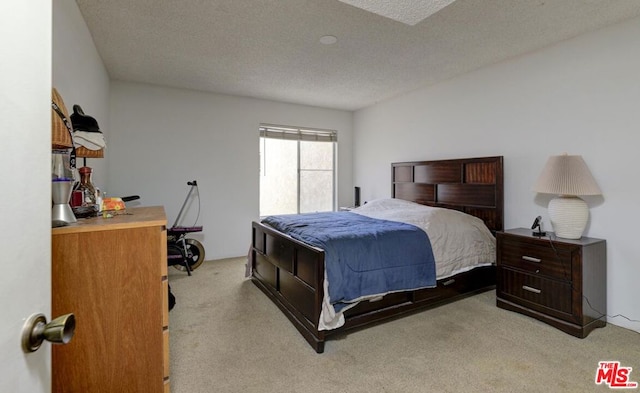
[{"left": 392, "top": 156, "right": 503, "bottom": 233}]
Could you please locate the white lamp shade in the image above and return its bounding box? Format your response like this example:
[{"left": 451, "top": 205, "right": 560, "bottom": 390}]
[{"left": 534, "top": 154, "right": 601, "bottom": 196}]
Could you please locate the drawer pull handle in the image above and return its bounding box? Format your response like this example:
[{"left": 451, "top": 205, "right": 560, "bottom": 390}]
[
  {"left": 522, "top": 285, "right": 541, "bottom": 294},
  {"left": 442, "top": 279, "right": 455, "bottom": 286},
  {"left": 522, "top": 256, "right": 541, "bottom": 263}
]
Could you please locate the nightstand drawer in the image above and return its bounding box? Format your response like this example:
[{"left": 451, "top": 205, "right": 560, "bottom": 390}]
[
  {"left": 499, "top": 235, "right": 572, "bottom": 280},
  {"left": 498, "top": 267, "right": 572, "bottom": 314}
]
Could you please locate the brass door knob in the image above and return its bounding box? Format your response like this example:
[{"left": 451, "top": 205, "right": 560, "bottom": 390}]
[{"left": 21, "top": 313, "right": 76, "bottom": 353}]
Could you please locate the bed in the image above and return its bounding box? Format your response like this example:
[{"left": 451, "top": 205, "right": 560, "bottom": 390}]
[{"left": 249, "top": 156, "right": 503, "bottom": 353}]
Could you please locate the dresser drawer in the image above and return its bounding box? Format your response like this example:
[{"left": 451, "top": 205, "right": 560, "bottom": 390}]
[
  {"left": 498, "top": 267, "right": 572, "bottom": 314},
  {"left": 499, "top": 235, "right": 573, "bottom": 280}
]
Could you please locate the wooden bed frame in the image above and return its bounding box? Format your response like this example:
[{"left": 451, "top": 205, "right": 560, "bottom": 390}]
[{"left": 250, "top": 156, "right": 503, "bottom": 353}]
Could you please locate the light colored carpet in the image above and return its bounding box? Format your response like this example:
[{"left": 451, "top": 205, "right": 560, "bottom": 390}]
[{"left": 168, "top": 257, "right": 640, "bottom": 393}]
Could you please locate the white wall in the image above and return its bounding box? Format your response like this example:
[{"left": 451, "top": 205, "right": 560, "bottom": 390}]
[
  {"left": 52, "top": 0, "right": 110, "bottom": 186},
  {"left": 107, "top": 82, "right": 353, "bottom": 259},
  {"left": 353, "top": 17, "right": 640, "bottom": 333}
]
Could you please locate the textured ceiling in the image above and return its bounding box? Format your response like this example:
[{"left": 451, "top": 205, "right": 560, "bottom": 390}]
[{"left": 75, "top": 0, "right": 640, "bottom": 111}]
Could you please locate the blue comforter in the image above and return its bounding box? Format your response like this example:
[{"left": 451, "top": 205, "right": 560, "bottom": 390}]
[{"left": 262, "top": 212, "right": 436, "bottom": 311}]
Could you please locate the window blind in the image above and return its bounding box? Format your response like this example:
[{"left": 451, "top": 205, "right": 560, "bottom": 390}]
[{"left": 259, "top": 124, "right": 337, "bottom": 142}]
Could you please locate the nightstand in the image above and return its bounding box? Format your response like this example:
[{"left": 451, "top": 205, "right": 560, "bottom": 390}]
[{"left": 496, "top": 228, "right": 607, "bottom": 338}]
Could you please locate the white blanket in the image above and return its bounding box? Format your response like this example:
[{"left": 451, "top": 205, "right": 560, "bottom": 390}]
[
  {"left": 318, "top": 198, "right": 496, "bottom": 330},
  {"left": 352, "top": 198, "right": 496, "bottom": 278}
]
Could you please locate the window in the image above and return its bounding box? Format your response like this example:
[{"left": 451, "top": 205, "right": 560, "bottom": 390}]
[{"left": 259, "top": 124, "right": 337, "bottom": 216}]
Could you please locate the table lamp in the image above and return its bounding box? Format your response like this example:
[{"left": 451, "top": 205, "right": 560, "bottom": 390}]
[{"left": 533, "top": 154, "right": 602, "bottom": 239}]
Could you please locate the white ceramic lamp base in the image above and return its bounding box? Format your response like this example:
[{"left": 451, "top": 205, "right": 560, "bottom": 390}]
[{"left": 548, "top": 195, "right": 588, "bottom": 239}]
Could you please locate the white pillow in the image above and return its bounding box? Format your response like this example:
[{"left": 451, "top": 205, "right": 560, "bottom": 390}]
[{"left": 352, "top": 197, "right": 426, "bottom": 212}]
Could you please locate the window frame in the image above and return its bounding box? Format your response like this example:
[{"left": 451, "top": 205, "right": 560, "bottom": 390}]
[{"left": 259, "top": 124, "right": 337, "bottom": 216}]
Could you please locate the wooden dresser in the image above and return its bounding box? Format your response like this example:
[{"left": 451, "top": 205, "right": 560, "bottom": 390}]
[
  {"left": 52, "top": 206, "right": 170, "bottom": 392},
  {"left": 496, "top": 228, "right": 606, "bottom": 338}
]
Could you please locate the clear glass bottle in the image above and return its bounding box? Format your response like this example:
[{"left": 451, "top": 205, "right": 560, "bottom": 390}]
[{"left": 78, "top": 166, "right": 97, "bottom": 207}]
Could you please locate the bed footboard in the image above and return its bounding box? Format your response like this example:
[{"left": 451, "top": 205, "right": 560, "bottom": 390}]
[
  {"left": 251, "top": 221, "right": 497, "bottom": 353},
  {"left": 251, "top": 221, "right": 327, "bottom": 352}
]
